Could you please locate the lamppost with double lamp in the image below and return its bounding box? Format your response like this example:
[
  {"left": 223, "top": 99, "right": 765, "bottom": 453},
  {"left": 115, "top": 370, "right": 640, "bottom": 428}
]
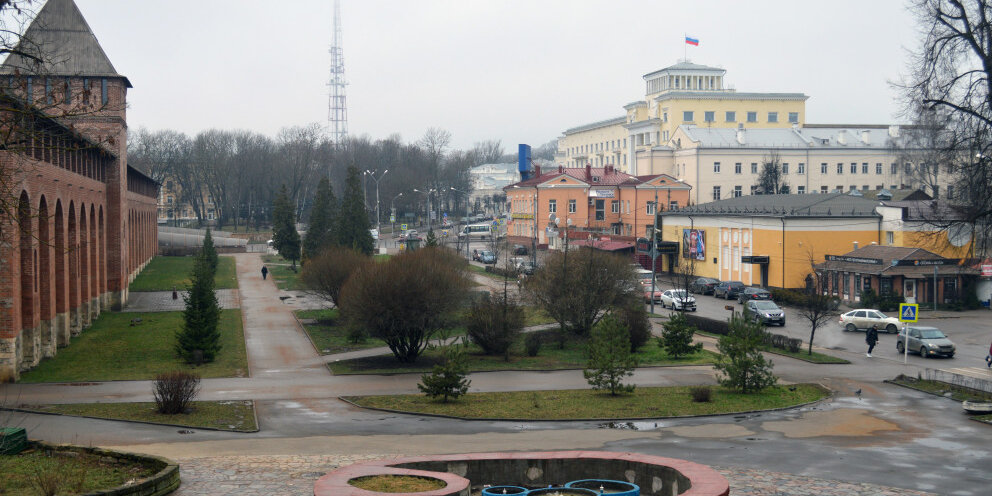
[
  {"left": 413, "top": 188, "right": 437, "bottom": 233},
  {"left": 364, "top": 169, "right": 388, "bottom": 238},
  {"left": 450, "top": 187, "right": 470, "bottom": 256},
  {"left": 390, "top": 192, "right": 403, "bottom": 233}
]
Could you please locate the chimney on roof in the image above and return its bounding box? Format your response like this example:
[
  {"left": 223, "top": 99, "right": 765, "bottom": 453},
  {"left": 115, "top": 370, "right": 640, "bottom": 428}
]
[
  {"left": 888, "top": 125, "right": 900, "bottom": 138},
  {"left": 558, "top": 165, "right": 563, "bottom": 173},
  {"left": 861, "top": 130, "right": 870, "bottom": 145},
  {"left": 586, "top": 163, "right": 592, "bottom": 180},
  {"left": 837, "top": 130, "right": 847, "bottom": 145},
  {"left": 534, "top": 165, "right": 541, "bottom": 177}
]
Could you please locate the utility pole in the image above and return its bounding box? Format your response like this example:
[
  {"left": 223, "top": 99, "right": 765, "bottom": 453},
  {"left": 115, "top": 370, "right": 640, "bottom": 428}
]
[
  {"left": 365, "top": 169, "right": 388, "bottom": 239},
  {"left": 650, "top": 189, "right": 660, "bottom": 314},
  {"left": 532, "top": 192, "right": 538, "bottom": 266},
  {"left": 327, "top": 0, "right": 348, "bottom": 145}
]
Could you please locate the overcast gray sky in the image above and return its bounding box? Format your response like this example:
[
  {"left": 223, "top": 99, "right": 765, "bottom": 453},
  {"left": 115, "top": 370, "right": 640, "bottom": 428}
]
[{"left": 73, "top": 0, "right": 918, "bottom": 151}]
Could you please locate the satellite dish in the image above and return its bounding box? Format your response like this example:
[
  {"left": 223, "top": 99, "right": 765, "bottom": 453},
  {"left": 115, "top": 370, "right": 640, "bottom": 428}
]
[{"left": 948, "top": 224, "right": 972, "bottom": 247}]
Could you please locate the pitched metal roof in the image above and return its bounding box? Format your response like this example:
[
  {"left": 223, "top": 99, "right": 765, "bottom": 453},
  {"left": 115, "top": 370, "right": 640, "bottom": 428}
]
[
  {"left": 0, "top": 0, "right": 131, "bottom": 86},
  {"left": 564, "top": 116, "right": 626, "bottom": 135},
  {"left": 815, "top": 245, "right": 976, "bottom": 276},
  {"left": 679, "top": 125, "right": 910, "bottom": 149},
  {"left": 664, "top": 193, "right": 882, "bottom": 218}
]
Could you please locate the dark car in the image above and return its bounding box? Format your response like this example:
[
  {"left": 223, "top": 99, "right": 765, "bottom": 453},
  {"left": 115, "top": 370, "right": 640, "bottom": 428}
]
[
  {"left": 737, "top": 287, "right": 772, "bottom": 304},
  {"left": 479, "top": 250, "right": 497, "bottom": 264},
  {"left": 714, "top": 281, "right": 745, "bottom": 300},
  {"left": 513, "top": 244, "right": 528, "bottom": 255},
  {"left": 743, "top": 300, "right": 786, "bottom": 326},
  {"left": 517, "top": 260, "right": 537, "bottom": 275},
  {"left": 688, "top": 277, "right": 720, "bottom": 295}
]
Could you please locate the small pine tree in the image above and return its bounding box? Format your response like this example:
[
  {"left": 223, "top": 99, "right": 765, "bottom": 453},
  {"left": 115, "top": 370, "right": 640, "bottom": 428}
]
[
  {"left": 660, "top": 312, "right": 703, "bottom": 358},
  {"left": 583, "top": 315, "right": 638, "bottom": 395},
  {"left": 272, "top": 185, "right": 301, "bottom": 268},
  {"left": 175, "top": 257, "right": 222, "bottom": 363},
  {"left": 425, "top": 228, "right": 438, "bottom": 247},
  {"left": 417, "top": 346, "right": 471, "bottom": 402},
  {"left": 714, "top": 314, "right": 777, "bottom": 394},
  {"left": 335, "top": 166, "right": 375, "bottom": 255},
  {"left": 303, "top": 177, "right": 337, "bottom": 260},
  {"left": 200, "top": 227, "right": 219, "bottom": 275}
]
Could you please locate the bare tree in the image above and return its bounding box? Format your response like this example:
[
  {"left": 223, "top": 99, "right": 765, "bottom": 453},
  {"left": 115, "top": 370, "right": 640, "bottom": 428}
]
[
  {"left": 795, "top": 253, "right": 838, "bottom": 356},
  {"left": 754, "top": 151, "right": 790, "bottom": 195},
  {"left": 902, "top": 0, "right": 992, "bottom": 255},
  {"left": 471, "top": 139, "right": 504, "bottom": 165}
]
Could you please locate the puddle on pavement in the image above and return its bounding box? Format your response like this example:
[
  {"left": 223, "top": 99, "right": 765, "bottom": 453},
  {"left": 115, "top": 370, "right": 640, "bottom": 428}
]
[
  {"left": 597, "top": 421, "right": 660, "bottom": 431},
  {"left": 665, "top": 423, "right": 755, "bottom": 438},
  {"left": 761, "top": 408, "right": 900, "bottom": 438}
]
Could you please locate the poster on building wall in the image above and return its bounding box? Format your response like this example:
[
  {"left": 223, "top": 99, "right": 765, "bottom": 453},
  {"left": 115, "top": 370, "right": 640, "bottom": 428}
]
[{"left": 682, "top": 229, "right": 705, "bottom": 260}]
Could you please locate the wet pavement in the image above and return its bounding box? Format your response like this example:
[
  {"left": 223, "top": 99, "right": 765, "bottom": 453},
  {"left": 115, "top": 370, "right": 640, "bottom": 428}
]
[{"left": 124, "top": 289, "right": 241, "bottom": 312}]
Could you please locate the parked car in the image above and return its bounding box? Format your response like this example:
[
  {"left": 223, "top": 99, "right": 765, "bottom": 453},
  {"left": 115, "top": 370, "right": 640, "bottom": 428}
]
[
  {"left": 644, "top": 286, "right": 663, "bottom": 303},
  {"left": 743, "top": 300, "right": 786, "bottom": 326},
  {"left": 713, "top": 281, "right": 745, "bottom": 300},
  {"left": 688, "top": 277, "right": 720, "bottom": 295},
  {"left": 660, "top": 289, "right": 697, "bottom": 311},
  {"left": 479, "top": 250, "right": 497, "bottom": 264},
  {"left": 839, "top": 309, "right": 901, "bottom": 334},
  {"left": 737, "top": 287, "right": 772, "bottom": 304},
  {"left": 896, "top": 326, "right": 956, "bottom": 358},
  {"left": 471, "top": 249, "right": 482, "bottom": 262},
  {"left": 513, "top": 244, "right": 528, "bottom": 255},
  {"left": 517, "top": 260, "right": 537, "bottom": 275},
  {"left": 369, "top": 228, "right": 379, "bottom": 241}
]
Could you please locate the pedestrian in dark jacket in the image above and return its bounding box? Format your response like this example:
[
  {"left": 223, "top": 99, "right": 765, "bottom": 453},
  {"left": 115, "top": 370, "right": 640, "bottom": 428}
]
[
  {"left": 866, "top": 325, "right": 879, "bottom": 358},
  {"left": 986, "top": 340, "right": 992, "bottom": 368},
  {"left": 261, "top": 265, "right": 268, "bottom": 280}
]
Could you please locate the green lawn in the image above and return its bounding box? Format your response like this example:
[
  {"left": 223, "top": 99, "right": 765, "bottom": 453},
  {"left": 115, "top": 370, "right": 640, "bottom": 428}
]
[
  {"left": 129, "top": 256, "right": 238, "bottom": 291},
  {"left": 19, "top": 310, "right": 247, "bottom": 382},
  {"left": 19, "top": 401, "right": 257, "bottom": 432},
  {"left": 261, "top": 255, "right": 305, "bottom": 290},
  {"left": 0, "top": 450, "right": 158, "bottom": 496},
  {"left": 346, "top": 383, "right": 828, "bottom": 420},
  {"left": 329, "top": 331, "right": 718, "bottom": 375},
  {"left": 468, "top": 264, "right": 512, "bottom": 281}
]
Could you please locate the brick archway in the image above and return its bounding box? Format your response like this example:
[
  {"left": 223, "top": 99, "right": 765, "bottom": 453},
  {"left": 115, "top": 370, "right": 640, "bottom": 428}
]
[
  {"left": 18, "top": 191, "right": 36, "bottom": 368},
  {"left": 67, "top": 201, "right": 79, "bottom": 334},
  {"left": 78, "top": 203, "right": 89, "bottom": 327},
  {"left": 37, "top": 196, "right": 53, "bottom": 359},
  {"left": 54, "top": 199, "right": 68, "bottom": 346}
]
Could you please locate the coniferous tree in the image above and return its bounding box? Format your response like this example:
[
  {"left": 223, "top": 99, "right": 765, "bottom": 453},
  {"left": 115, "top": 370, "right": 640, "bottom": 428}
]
[
  {"left": 583, "top": 315, "right": 638, "bottom": 395},
  {"left": 176, "top": 256, "right": 222, "bottom": 363},
  {"left": 272, "top": 184, "right": 301, "bottom": 268},
  {"left": 303, "top": 177, "right": 337, "bottom": 260},
  {"left": 200, "top": 227, "right": 219, "bottom": 275},
  {"left": 714, "top": 314, "right": 777, "bottom": 393},
  {"left": 335, "top": 166, "right": 375, "bottom": 255},
  {"left": 425, "top": 228, "right": 438, "bottom": 247}
]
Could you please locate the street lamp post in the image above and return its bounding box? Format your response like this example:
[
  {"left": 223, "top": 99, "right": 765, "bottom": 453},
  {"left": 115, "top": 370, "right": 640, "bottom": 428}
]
[
  {"left": 413, "top": 188, "right": 437, "bottom": 233},
  {"left": 451, "top": 187, "right": 470, "bottom": 257},
  {"left": 390, "top": 192, "right": 403, "bottom": 233},
  {"left": 364, "top": 169, "right": 389, "bottom": 239}
]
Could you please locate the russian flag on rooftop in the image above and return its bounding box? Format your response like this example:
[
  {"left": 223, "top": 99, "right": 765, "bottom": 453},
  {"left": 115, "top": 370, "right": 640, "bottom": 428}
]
[{"left": 685, "top": 36, "right": 699, "bottom": 46}]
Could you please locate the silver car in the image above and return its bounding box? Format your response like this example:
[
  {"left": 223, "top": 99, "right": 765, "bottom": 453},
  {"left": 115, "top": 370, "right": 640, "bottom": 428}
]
[
  {"left": 896, "top": 326, "right": 956, "bottom": 358},
  {"left": 660, "top": 289, "right": 696, "bottom": 311},
  {"left": 744, "top": 300, "right": 785, "bottom": 326}
]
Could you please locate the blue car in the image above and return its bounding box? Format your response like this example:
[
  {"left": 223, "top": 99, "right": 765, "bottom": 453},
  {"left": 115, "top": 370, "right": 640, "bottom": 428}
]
[{"left": 479, "top": 250, "right": 496, "bottom": 264}]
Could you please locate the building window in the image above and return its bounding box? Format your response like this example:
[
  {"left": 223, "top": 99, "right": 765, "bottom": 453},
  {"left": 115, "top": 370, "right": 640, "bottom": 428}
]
[
  {"left": 712, "top": 186, "right": 721, "bottom": 201},
  {"left": 683, "top": 111, "right": 694, "bottom": 122},
  {"left": 797, "top": 162, "right": 805, "bottom": 174},
  {"left": 751, "top": 162, "right": 758, "bottom": 174},
  {"left": 886, "top": 231, "right": 894, "bottom": 245},
  {"left": 548, "top": 199, "right": 556, "bottom": 213},
  {"left": 944, "top": 278, "right": 958, "bottom": 302},
  {"left": 611, "top": 200, "right": 619, "bottom": 213},
  {"left": 646, "top": 202, "right": 656, "bottom": 215},
  {"left": 101, "top": 78, "right": 108, "bottom": 105},
  {"left": 45, "top": 77, "right": 51, "bottom": 104},
  {"left": 747, "top": 111, "right": 757, "bottom": 123},
  {"left": 669, "top": 200, "right": 678, "bottom": 210},
  {"left": 663, "top": 112, "right": 668, "bottom": 122},
  {"left": 167, "top": 196, "right": 174, "bottom": 204},
  {"left": 850, "top": 163, "right": 858, "bottom": 174},
  {"left": 568, "top": 199, "right": 576, "bottom": 213},
  {"left": 751, "top": 185, "right": 759, "bottom": 195},
  {"left": 876, "top": 163, "right": 883, "bottom": 174},
  {"left": 861, "top": 163, "right": 868, "bottom": 174},
  {"left": 595, "top": 199, "right": 605, "bottom": 220},
  {"left": 788, "top": 112, "right": 799, "bottom": 123},
  {"left": 837, "top": 163, "right": 844, "bottom": 174},
  {"left": 849, "top": 185, "right": 857, "bottom": 191},
  {"left": 947, "top": 185, "right": 955, "bottom": 198},
  {"left": 735, "top": 162, "right": 742, "bottom": 174},
  {"left": 797, "top": 186, "right": 805, "bottom": 194},
  {"left": 821, "top": 186, "right": 829, "bottom": 194},
  {"left": 768, "top": 112, "right": 778, "bottom": 123},
  {"left": 905, "top": 162, "right": 913, "bottom": 174},
  {"left": 843, "top": 273, "right": 850, "bottom": 298},
  {"left": 890, "top": 163, "right": 898, "bottom": 174},
  {"left": 726, "top": 111, "right": 736, "bottom": 122},
  {"left": 704, "top": 111, "right": 715, "bottom": 122},
  {"left": 63, "top": 77, "right": 70, "bottom": 104},
  {"left": 821, "top": 162, "right": 828, "bottom": 174},
  {"left": 713, "top": 162, "right": 721, "bottom": 173},
  {"left": 82, "top": 77, "right": 89, "bottom": 104},
  {"left": 832, "top": 272, "right": 839, "bottom": 295},
  {"left": 734, "top": 185, "right": 742, "bottom": 197},
  {"left": 782, "top": 163, "right": 789, "bottom": 174},
  {"left": 880, "top": 277, "right": 893, "bottom": 295}
]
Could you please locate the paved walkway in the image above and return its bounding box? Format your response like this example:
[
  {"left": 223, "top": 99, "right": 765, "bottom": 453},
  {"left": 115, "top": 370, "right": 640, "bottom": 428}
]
[
  {"left": 124, "top": 289, "right": 241, "bottom": 312},
  {"left": 167, "top": 455, "right": 933, "bottom": 496}
]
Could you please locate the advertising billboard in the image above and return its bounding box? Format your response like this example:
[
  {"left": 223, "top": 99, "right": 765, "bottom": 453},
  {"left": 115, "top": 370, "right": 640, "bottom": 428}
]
[{"left": 682, "top": 229, "right": 705, "bottom": 260}]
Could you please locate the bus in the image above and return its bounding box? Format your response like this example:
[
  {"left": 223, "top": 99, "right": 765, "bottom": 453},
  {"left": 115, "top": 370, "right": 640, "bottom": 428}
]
[{"left": 458, "top": 223, "right": 495, "bottom": 239}]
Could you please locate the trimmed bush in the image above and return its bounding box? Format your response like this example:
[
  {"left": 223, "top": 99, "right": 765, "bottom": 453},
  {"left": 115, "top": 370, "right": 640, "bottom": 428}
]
[
  {"left": 524, "top": 332, "right": 542, "bottom": 357},
  {"left": 684, "top": 313, "right": 730, "bottom": 335},
  {"left": 152, "top": 371, "right": 201, "bottom": 414},
  {"left": 690, "top": 386, "right": 712, "bottom": 403}
]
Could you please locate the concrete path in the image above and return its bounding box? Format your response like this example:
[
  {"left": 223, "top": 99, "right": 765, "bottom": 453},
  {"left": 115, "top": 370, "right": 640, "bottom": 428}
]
[{"left": 124, "top": 289, "right": 241, "bottom": 312}]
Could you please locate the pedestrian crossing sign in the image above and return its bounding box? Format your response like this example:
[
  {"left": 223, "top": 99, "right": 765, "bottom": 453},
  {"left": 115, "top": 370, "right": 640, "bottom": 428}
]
[{"left": 898, "top": 303, "right": 919, "bottom": 323}]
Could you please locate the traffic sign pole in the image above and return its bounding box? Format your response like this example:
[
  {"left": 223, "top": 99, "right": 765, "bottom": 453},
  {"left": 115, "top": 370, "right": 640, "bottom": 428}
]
[{"left": 898, "top": 303, "right": 919, "bottom": 364}]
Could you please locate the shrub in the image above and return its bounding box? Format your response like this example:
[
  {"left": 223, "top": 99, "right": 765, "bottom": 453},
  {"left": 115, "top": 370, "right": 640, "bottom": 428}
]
[
  {"left": 683, "top": 313, "right": 730, "bottom": 335},
  {"left": 302, "top": 246, "right": 370, "bottom": 308},
  {"left": 660, "top": 312, "right": 703, "bottom": 358},
  {"left": 689, "top": 386, "right": 712, "bottom": 403},
  {"left": 714, "top": 314, "right": 777, "bottom": 394},
  {"left": 617, "top": 302, "right": 651, "bottom": 352},
  {"left": 860, "top": 288, "right": 880, "bottom": 309},
  {"left": 524, "top": 332, "right": 542, "bottom": 357},
  {"left": 466, "top": 292, "right": 524, "bottom": 360},
  {"left": 771, "top": 288, "right": 806, "bottom": 307},
  {"left": 153, "top": 371, "right": 201, "bottom": 414},
  {"left": 787, "top": 338, "right": 802, "bottom": 353},
  {"left": 417, "top": 346, "right": 471, "bottom": 402}
]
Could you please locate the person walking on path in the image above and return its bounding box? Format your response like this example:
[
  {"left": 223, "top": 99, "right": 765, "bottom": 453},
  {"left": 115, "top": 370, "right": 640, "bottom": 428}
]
[
  {"left": 985, "top": 340, "right": 992, "bottom": 368},
  {"left": 866, "top": 324, "right": 879, "bottom": 358},
  {"left": 261, "top": 265, "right": 268, "bottom": 280}
]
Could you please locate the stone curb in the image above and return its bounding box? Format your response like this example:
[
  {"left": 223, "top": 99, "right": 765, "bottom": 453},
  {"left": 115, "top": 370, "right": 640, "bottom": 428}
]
[
  {"left": 694, "top": 331, "right": 850, "bottom": 365},
  {"left": 1, "top": 401, "right": 260, "bottom": 433},
  {"left": 883, "top": 379, "right": 992, "bottom": 426},
  {"left": 338, "top": 383, "right": 833, "bottom": 422},
  {"left": 29, "top": 440, "right": 181, "bottom": 496},
  {"left": 331, "top": 362, "right": 717, "bottom": 377}
]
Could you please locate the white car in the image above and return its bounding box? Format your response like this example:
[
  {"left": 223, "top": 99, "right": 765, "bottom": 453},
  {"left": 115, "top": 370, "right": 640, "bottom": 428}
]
[
  {"left": 660, "top": 289, "right": 697, "bottom": 311},
  {"left": 369, "top": 228, "right": 379, "bottom": 240},
  {"left": 839, "top": 309, "right": 901, "bottom": 334}
]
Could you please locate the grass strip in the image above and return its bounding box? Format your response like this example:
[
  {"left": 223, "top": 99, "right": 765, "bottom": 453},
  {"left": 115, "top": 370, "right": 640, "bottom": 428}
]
[
  {"left": 695, "top": 330, "right": 849, "bottom": 364},
  {"left": 330, "top": 333, "right": 717, "bottom": 375},
  {"left": 346, "top": 383, "right": 828, "bottom": 420},
  {"left": 0, "top": 450, "right": 158, "bottom": 496},
  {"left": 888, "top": 376, "right": 992, "bottom": 403},
  {"left": 349, "top": 475, "right": 447, "bottom": 492},
  {"left": 129, "top": 256, "right": 238, "bottom": 291},
  {"left": 261, "top": 255, "right": 306, "bottom": 290},
  {"left": 19, "top": 310, "right": 247, "bottom": 382},
  {"left": 17, "top": 401, "right": 257, "bottom": 432},
  {"left": 468, "top": 264, "right": 512, "bottom": 281}
]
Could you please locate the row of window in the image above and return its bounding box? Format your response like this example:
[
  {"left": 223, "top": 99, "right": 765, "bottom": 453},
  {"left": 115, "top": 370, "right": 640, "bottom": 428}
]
[
  {"left": 685, "top": 110, "right": 799, "bottom": 124},
  {"left": 715, "top": 161, "right": 922, "bottom": 176},
  {"left": 567, "top": 139, "right": 628, "bottom": 156},
  {"left": 711, "top": 183, "right": 927, "bottom": 201},
  {"left": 13, "top": 76, "right": 110, "bottom": 106},
  {"left": 545, "top": 198, "right": 678, "bottom": 215}
]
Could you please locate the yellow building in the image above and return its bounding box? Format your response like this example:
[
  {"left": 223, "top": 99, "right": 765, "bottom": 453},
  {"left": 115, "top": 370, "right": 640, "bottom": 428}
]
[{"left": 657, "top": 193, "right": 972, "bottom": 289}]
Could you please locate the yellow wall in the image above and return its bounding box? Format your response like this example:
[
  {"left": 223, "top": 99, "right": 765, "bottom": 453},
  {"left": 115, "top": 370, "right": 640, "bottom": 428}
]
[{"left": 658, "top": 98, "right": 805, "bottom": 142}]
